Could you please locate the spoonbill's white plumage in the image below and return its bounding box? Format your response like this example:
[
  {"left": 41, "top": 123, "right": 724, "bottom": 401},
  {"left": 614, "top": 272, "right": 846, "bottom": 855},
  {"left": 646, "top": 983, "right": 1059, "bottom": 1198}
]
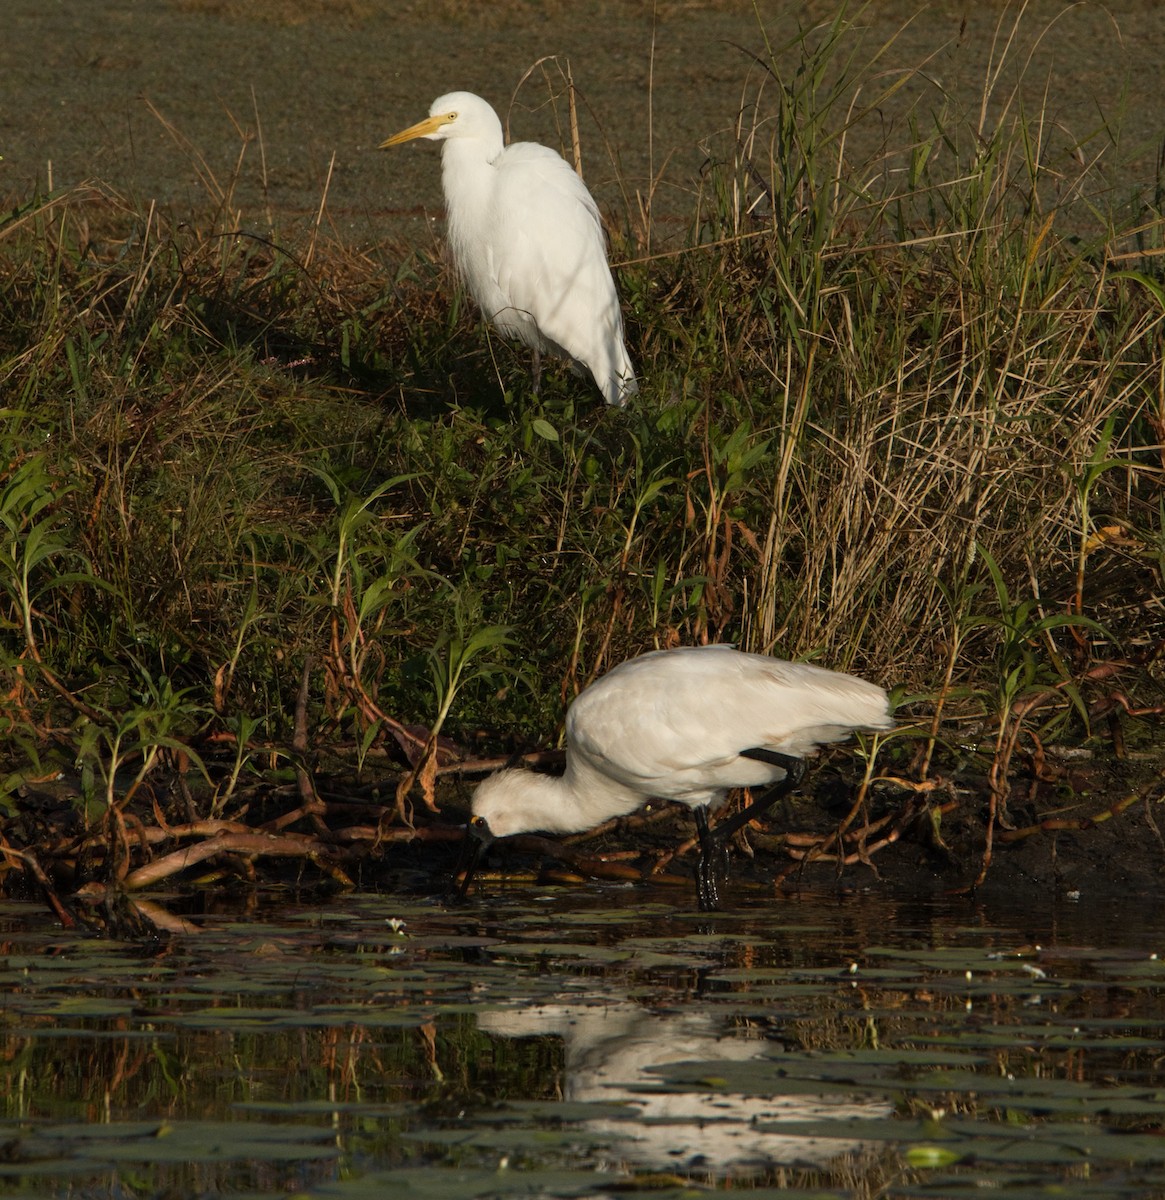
[
  {"left": 458, "top": 644, "right": 894, "bottom": 910},
  {"left": 380, "top": 91, "right": 638, "bottom": 407}
]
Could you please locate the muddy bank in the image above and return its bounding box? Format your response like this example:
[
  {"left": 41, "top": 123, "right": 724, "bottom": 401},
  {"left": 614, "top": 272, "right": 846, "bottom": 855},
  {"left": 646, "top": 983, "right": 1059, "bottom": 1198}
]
[{"left": 3, "top": 0, "right": 1161, "bottom": 245}]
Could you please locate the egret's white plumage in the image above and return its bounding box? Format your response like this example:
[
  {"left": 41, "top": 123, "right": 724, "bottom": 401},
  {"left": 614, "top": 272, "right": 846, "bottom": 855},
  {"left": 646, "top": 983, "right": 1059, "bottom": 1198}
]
[
  {"left": 461, "top": 644, "right": 894, "bottom": 909},
  {"left": 381, "top": 91, "right": 637, "bottom": 406}
]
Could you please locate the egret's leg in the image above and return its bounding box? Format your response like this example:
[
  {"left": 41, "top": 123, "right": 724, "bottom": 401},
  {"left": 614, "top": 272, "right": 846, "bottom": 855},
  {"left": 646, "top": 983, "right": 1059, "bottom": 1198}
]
[{"left": 530, "top": 345, "right": 542, "bottom": 396}]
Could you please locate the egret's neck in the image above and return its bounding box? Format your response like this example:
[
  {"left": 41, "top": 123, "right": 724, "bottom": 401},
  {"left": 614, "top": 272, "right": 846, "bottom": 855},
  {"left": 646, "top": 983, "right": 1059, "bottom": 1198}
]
[
  {"left": 441, "top": 139, "right": 499, "bottom": 216},
  {"left": 439, "top": 138, "right": 503, "bottom": 298}
]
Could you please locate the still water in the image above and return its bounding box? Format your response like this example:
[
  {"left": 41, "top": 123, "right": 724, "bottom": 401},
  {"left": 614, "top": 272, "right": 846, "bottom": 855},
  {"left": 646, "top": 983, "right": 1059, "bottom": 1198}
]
[{"left": 2, "top": 882, "right": 1163, "bottom": 1198}]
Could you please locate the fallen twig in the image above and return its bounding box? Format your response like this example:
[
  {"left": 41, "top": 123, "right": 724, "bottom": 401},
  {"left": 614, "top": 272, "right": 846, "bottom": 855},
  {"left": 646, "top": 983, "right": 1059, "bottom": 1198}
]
[{"left": 122, "top": 830, "right": 342, "bottom": 891}]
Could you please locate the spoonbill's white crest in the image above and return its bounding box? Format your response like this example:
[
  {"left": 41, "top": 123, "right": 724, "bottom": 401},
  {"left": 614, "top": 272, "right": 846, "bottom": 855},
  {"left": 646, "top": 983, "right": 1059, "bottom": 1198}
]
[
  {"left": 381, "top": 91, "right": 638, "bottom": 407},
  {"left": 456, "top": 644, "right": 893, "bottom": 910}
]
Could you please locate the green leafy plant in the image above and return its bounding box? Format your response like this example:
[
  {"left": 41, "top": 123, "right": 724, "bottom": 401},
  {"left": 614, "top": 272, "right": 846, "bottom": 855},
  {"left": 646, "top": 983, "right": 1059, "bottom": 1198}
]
[
  {"left": 396, "top": 589, "right": 517, "bottom": 821},
  {"left": 963, "top": 546, "right": 1106, "bottom": 883}
]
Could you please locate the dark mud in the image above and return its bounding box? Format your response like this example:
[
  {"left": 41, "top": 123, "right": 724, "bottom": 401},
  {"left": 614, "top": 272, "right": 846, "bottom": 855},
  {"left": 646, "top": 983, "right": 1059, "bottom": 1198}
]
[
  {"left": 9, "top": 742, "right": 1162, "bottom": 934},
  {"left": 379, "top": 752, "right": 1165, "bottom": 917},
  {"left": 528, "top": 810, "right": 1164, "bottom": 917},
  {"left": 3, "top": 0, "right": 1162, "bottom": 243}
]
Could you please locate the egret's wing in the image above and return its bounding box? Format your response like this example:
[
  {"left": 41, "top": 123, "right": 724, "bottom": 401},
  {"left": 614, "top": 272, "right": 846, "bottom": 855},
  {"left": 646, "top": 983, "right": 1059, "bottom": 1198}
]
[
  {"left": 490, "top": 144, "right": 607, "bottom": 304},
  {"left": 489, "top": 145, "right": 635, "bottom": 403}
]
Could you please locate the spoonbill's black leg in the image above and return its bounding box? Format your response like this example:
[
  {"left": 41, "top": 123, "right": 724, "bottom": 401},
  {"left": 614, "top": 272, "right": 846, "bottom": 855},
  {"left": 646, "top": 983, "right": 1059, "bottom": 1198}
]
[
  {"left": 692, "top": 751, "right": 807, "bottom": 911},
  {"left": 694, "top": 806, "right": 729, "bottom": 912},
  {"left": 716, "top": 750, "right": 806, "bottom": 842}
]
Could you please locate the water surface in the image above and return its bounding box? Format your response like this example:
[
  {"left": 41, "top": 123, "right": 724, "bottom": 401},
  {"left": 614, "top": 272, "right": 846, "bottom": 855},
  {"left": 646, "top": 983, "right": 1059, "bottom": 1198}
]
[{"left": 2, "top": 884, "right": 1163, "bottom": 1197}]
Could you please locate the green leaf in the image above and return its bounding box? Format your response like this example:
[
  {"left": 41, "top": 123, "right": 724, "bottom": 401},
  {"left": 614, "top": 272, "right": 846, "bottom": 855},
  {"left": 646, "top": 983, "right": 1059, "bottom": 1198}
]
[{"left": 905, "top": 1144, "right": 964, "bottom": 1168}]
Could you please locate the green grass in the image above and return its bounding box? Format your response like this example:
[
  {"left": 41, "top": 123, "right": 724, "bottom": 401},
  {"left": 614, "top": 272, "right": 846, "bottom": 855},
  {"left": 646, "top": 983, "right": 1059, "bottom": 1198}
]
[{"left": 1, "top": 5, "right": 1163, "bottom": 910}]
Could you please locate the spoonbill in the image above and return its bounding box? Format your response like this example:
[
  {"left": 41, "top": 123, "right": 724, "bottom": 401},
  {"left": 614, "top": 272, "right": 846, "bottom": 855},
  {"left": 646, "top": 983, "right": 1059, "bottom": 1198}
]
[
  {"left": 381, "top": 91, "right": 638, "bottom": 407},
  {"left": 456, "top": 644, "right": 894, "bottom": 910}
]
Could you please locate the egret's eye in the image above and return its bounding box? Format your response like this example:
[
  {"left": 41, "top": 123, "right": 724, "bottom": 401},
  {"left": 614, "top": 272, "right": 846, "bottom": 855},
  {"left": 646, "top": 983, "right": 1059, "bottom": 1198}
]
[{"left": 471, "top": 816, "right": 487, "bottom": 830}]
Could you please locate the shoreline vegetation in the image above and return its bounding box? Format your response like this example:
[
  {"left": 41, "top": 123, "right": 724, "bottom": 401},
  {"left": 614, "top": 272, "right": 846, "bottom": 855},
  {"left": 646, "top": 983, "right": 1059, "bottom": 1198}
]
[{"left": 2, "top": 7, "right": 1163, "bottom": 933}]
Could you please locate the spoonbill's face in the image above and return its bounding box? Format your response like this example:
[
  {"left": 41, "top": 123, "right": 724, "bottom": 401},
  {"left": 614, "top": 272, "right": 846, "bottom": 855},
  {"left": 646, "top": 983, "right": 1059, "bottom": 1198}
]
[{"left": 469, "top": 771, "right": 532, "bottom": 839}]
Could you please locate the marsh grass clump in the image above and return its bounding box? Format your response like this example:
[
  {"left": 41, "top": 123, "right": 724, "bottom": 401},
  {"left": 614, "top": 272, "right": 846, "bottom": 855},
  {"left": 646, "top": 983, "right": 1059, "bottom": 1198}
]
[{"left": 1, "top": 5, "right": 1163, "bottom": 927}]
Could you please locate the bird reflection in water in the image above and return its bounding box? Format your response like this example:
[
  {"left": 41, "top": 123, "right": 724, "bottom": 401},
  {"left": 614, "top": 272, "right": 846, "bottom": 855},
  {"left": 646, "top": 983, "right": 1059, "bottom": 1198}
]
[{"left": 479, "top": 999, "right": 890, "bottom": 1176}]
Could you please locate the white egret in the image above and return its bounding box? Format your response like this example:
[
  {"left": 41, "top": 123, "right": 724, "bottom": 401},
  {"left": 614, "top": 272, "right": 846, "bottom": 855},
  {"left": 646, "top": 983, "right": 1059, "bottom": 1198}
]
[
  {"left": 456, "top": 644, "right": 894, "bottom": 910},
  {"left": 381, "top": 91, "right": 638, "bottom": 407}
]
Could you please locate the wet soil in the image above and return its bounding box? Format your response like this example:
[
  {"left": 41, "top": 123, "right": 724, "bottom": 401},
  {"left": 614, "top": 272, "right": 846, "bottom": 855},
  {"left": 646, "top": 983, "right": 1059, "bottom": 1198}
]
[
  {"left": 9, "top": 742, "right": 1162, "bottom": 933},
  {"left": 3, "top": 0, "right": 1162, "bottom": 244},
  {"left": 434, "top": 757, "right": 1165, "bottom": 913}
]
